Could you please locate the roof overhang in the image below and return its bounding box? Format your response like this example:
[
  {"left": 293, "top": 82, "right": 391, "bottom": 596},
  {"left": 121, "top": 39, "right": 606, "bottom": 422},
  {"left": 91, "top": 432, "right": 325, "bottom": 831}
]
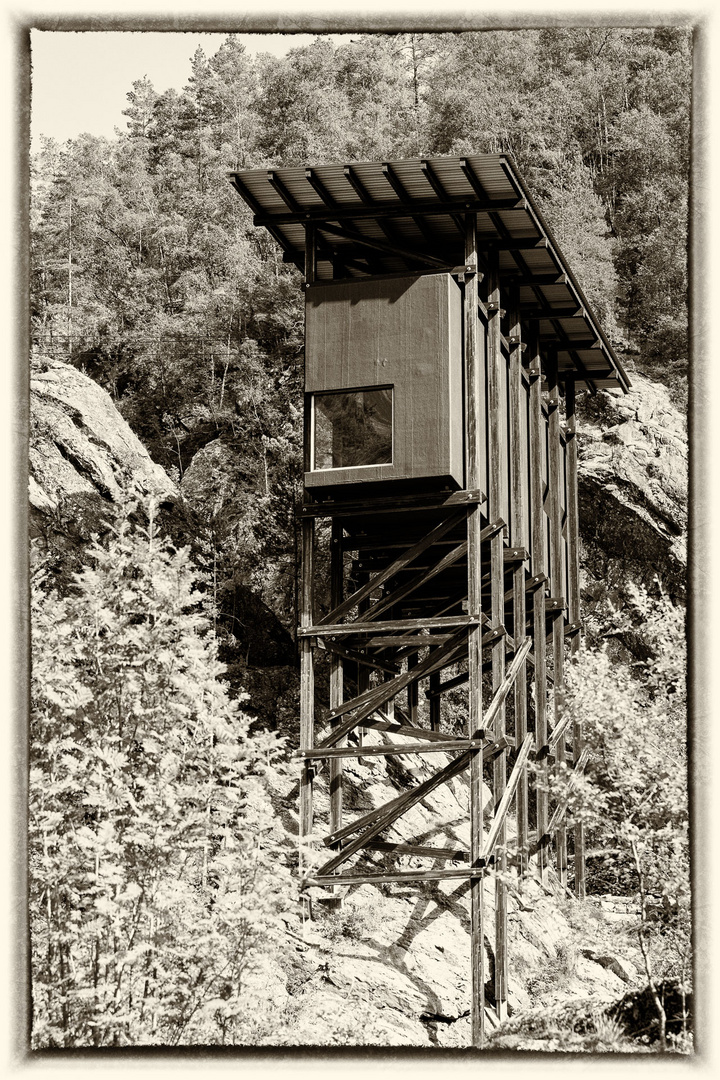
[{"left": 230, "top": 153, "right": 629, "bottom": 394}]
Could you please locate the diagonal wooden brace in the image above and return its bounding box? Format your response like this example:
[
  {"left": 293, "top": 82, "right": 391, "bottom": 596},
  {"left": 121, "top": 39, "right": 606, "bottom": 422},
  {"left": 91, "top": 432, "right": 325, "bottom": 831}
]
[
  {"left": 483, "top": 636, "right": 532, "bottom": 734},
  {"left": 319, "top": 510, "right": 466, "bottom": 627},
  {"left": 318, "top": 629, "right": 469, "bottom": 747},
  {"left": 482, "top": 733, "right": 534, "bottom": 860},
  {"left": 319, "top": 736, "right": 511, "bottom": 878},
  {"left": 536, "top": 710, "right": 574, "bottom": 759},
  {"left": 364, "top": 540, "right": 468, "bottom": 622}
]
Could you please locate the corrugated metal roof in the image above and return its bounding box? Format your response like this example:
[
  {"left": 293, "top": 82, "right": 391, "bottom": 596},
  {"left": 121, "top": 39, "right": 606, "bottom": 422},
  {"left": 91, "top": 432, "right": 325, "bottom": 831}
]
[{"left": 230, "top": 153, "right": 629, "bottom": 392}]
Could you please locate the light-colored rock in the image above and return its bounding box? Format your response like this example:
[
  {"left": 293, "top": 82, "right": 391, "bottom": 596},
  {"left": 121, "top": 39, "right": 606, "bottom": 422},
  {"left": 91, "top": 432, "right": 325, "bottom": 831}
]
[
  {"left": 578, "top": 371, "right": 687, "bottom": 595},
  {"left": 583, "top": 951, "right": 636, "bottom": 983},
  {"left": 30, "top": 355, "right": 176, "bottom": 514}
]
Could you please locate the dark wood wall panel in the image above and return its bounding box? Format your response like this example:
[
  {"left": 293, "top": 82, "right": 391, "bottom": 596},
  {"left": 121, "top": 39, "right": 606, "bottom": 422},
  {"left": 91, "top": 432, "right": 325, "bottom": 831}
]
[{"left": 305, "top": 273, "right": 464, "bottom": 489}]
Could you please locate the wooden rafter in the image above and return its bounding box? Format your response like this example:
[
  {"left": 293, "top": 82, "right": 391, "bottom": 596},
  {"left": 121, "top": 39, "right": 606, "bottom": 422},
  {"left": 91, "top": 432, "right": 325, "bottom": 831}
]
[{"left": 267, "top": 170, "right": 300, "bottom": 213}]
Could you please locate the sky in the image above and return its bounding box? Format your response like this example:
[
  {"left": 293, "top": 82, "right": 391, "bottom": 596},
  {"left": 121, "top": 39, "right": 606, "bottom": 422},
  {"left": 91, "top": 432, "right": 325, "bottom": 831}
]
[{"left": 30, "top": 30, "right": 353, "bottom": 146}]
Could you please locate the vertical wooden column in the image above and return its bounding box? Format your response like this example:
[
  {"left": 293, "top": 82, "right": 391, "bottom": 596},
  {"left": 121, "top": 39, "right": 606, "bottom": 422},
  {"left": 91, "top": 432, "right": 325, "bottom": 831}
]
[
  {"left": 565, "top": 378, "right": 585, "bottom": 897},
  {"left": 507, "top": 288, "right": 529, "bottom": 874},
  {"left": 407, "top": 651, "right": 419, "bottom": 724},
  {"left": 327, "top": 518, "right": 344, "bottom": 908},
  {"left": 429, "top": 673, "right": 441, "bottom": 731},
  {"left": 486, "top": 250, "right": 508, "bottom": 1022},
  {"left": 357, "top": 579, "right": 371, "bottom": 745},
  {"left": 299, "top": 226, "right": 316, "bottom": 855},
  {"left": 528, "top": 332, "right": 548, "bottom": 885},
  {"left": 547, "top": 351, "right": 567, "bottom": 888},
  {"left": 464, "top": 215, "right": 485, "bottom": 1049}
]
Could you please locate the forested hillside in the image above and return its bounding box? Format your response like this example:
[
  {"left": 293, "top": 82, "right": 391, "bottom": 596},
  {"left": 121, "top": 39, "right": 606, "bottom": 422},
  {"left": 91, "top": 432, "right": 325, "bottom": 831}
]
[{"left": 29, "top": 28, "right": 691, "bottom": 1050}]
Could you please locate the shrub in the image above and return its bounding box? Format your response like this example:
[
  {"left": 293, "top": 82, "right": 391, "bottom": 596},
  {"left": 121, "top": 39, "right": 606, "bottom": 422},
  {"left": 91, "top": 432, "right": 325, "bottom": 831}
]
[
  {"left": 29, "top": 495, "right": 292, "bottom": 1046},
  {"left": 554, "top": 585, "right": 690, "bottom": 1049}
]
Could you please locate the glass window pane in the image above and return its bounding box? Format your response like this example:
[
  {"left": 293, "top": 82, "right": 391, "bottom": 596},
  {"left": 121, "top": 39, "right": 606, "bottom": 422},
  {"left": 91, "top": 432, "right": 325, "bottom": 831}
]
[{"left": 313, "top": 387, "right": 393, "bottom": 470}]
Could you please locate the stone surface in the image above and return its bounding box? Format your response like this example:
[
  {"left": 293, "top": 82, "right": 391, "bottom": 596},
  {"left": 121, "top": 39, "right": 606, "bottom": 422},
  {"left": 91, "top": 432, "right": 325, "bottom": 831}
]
[
  {"left": 577, "top": 371, "right": 687, "bottom": 599},
  {"left": 583, "top": 952, "right": 637, "bottom": 983},
  {"left": 30, "top": 355, "right": 177, "bottom": 513}
]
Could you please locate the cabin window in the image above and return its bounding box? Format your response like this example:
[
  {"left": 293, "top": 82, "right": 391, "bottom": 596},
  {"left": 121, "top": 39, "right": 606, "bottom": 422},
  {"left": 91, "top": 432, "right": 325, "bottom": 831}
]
[{"left": 313, "top": 386, "right": 393, "bottom": 470}]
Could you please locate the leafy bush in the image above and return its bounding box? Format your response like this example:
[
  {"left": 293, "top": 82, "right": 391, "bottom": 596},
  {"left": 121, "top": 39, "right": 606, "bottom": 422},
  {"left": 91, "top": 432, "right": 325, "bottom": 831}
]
[
  {"left": 29, "top": 496, "right": 292, "bottom": 1046},
  {"left": 553, "top": 585, "right": 690, "bottom": 1048}
]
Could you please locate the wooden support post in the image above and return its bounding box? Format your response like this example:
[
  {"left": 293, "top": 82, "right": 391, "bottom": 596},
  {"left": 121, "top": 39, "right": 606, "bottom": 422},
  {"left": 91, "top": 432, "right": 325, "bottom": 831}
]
[
  {"left": 565, "top": 378, "right": 585, "bottom": 898},
  {"left": 299, "top": 222, "right": 317, "bottom": 869},
  {"left": 486, "top": 248, "right": 508, "bottom": 1022},
  {"left": 327, "top": 518, "right": 344, "bottom": 909},
  {"left": 528, "top": 331, "right": 549, "bottom": 885},
  {"left": 356, "top": 572, "right": 370, "bottom": 745},
  {"left": 465, "top": 214, "right": 485, "bottom": 1049},
  {"left": 429, "top": 672, "right": 441, "bottom": 730},
  {"left": 407, "top": 651, "right": 419, "bottom": 724},
  {"left": 508, "top": 288, "right": 529, "bottom": 875},
  {"left": 547, "top": 350, "right": 568, "bottom": 888},
  {"left": 299, "top": 519, "right": 315, "bottom": 849}
]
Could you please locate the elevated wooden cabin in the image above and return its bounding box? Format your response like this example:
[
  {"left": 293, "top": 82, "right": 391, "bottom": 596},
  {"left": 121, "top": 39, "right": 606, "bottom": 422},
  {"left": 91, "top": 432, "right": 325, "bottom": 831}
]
[{"left": 230, "top": 153, "right": 628, "bottom": 1047}]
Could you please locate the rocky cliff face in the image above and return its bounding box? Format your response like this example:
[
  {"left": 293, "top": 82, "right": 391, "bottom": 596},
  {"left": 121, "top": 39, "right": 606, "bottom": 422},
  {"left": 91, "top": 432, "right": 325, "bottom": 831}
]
[
  {"left": 30, "top": 356, "right": 178, "bottom": 575},
  {"left": 30, "top": 355, "right": 177, "bottom": 516},
  {"left": 577, "top": 372, "right": 686, "bottom": 589},
  {"left": 576, "top": 371, "right": 687, "bottom": 663}
]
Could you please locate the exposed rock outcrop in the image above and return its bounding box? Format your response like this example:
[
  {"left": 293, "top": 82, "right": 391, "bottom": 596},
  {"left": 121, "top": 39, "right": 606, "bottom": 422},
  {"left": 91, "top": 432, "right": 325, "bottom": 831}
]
[
  {"left": 578, "top": 371, "right": 687, "bottom": 600},
  {"left": 30, "top": 355, "right": 177, "bottom": 515}
]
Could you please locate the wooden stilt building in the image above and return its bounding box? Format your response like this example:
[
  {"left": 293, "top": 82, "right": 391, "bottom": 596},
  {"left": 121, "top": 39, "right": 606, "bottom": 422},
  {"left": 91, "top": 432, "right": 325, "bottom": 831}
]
[{"left": 230, "top": 154, "right": 630, "bottom": 1047}]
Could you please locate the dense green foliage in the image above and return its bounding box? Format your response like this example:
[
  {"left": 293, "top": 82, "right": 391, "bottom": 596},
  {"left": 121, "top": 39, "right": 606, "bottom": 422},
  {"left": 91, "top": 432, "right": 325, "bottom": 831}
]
[
  {"left": 30, "top": 497, "right": 291, "bottom": 1046},
  {"left": 553, "top": 585, "right": 690, "bottom": 1045}
]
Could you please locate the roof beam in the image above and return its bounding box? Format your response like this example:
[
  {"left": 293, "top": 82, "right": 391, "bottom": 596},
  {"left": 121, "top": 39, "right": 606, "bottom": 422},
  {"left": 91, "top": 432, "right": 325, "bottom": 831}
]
[
  {"left": 459, "top": 158, "right": 490, "bottom": 201},
  {"left": 382, "top": 162, "right": 435, "bottom": 245},
  {"left": 305, "top": 167, "right": 336, "bottom": 208},
  {"left": 249, "top": 195, "right": 527, "bottom": 227},
  {"left": 317, "top": 220, "right": 448, "bottom": 268},
  {"left": 342, "top": 164, "right": 417, "bottom": 257},
  {"left": 343, "top": 164, "right": 373, "bottom": 205},
  {"left": 267, "top": 170, "right": 300, "bottom": 214},
  {"left": 522, "top": 307, "right": 584, "bottom": 319},
  {"left": 538, "top": 335, "right": 602, "bottom": 350},
  {"left": 420, "top": 159, "right": 465, "bottom": 237}
]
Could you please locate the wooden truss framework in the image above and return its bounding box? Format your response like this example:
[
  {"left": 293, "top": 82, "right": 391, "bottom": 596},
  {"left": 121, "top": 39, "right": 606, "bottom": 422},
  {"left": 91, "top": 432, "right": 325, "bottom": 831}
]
[
  {"left": 231, "top": 154, "right": 628, "bottom": 1051},
  {"left": 294, "top": 222, "right": 588, "bottom": 1049}
]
